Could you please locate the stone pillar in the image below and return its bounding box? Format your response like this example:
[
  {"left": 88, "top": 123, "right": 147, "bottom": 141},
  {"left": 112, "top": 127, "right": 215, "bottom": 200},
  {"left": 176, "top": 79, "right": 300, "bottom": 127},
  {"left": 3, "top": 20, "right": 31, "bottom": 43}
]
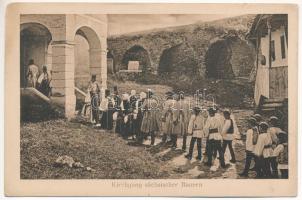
[
  {"left": 46, "top": 44, "right": 52, "bottom": 71},
  {"left": 89, "top": 48, "right": 107, "bottom": 88},
  {"left": 51, "top": 40, "right": 76, "bottom": 118}
]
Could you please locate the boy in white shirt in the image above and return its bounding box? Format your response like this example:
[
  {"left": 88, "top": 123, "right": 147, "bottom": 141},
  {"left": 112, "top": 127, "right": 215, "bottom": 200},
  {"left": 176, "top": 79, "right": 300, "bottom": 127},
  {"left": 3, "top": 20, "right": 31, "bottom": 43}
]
[{"left": 253, "top": 122, "right": 273, "bottom": 178}]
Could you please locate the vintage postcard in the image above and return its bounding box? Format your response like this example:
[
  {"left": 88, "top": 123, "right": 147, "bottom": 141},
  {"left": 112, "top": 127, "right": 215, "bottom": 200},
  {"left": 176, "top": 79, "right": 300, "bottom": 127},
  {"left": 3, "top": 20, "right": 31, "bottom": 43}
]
[{"left": 4, "top": 3, "right": 298, "bottom": 197}]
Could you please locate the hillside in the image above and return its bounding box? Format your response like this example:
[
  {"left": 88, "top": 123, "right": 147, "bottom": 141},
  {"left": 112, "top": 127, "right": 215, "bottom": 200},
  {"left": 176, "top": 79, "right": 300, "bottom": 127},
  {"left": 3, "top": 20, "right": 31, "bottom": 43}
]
[{"left": 109, "top": 14, "right": 256, "bottom": 39}]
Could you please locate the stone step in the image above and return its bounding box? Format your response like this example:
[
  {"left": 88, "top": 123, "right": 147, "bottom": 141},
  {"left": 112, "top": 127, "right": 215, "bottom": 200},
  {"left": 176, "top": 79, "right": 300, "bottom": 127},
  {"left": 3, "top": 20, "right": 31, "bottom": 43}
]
[
  {"left": 263, "top": 98, "right": 284, "bottom": 103},
  {"left": 261, "top": 102, "right": 283, "bottom": 108}
]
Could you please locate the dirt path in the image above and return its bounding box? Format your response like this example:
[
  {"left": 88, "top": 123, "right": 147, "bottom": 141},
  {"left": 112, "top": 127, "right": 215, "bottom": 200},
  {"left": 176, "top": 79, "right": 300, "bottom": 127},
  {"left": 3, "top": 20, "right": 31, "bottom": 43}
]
[{"left": 140, "top": 109, "right": 255, "bottom": 179}]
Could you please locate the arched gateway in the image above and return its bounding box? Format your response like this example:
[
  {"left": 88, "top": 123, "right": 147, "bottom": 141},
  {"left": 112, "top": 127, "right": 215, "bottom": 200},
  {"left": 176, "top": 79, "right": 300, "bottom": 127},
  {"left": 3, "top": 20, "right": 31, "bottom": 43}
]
[{"left": 20, "top": 14, "right": 108, "bottom": 118}]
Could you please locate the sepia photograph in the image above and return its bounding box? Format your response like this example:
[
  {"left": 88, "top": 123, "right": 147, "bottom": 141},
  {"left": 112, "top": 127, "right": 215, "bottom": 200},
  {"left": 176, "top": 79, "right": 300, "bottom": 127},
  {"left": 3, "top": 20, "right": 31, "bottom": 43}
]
[
  {"left": 20, "top": 13, "right": 289, "bottom": 180},
  {"left": 4, "top": 3, "right": 298, "bottom": 197}
]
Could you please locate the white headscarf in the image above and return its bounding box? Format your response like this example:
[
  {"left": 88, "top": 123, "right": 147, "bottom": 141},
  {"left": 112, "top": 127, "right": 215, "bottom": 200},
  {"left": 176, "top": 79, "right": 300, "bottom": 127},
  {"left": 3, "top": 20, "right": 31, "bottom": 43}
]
[
  {"left": 122, "top": 93, "right": 130, "bottom": 101},
  {"left": 140, "top": 92, "right": 147, "bottom": 99},
  {"left": 130, "top": 90, "right": 136, "bottom": 96}
]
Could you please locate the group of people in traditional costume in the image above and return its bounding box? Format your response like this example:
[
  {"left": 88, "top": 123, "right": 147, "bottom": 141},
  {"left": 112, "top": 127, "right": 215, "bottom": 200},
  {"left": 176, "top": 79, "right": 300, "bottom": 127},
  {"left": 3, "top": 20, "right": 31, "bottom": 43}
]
[
  {"left": 84, "top": 75, "right": 161, "bottom": 143},
  {"left": 184, "top": 106, "right": 239, "bottom": 168},
  {"left": 82, "top": 75, "right": 288, "bottom": 178},
  {"left": 26, "top": 59, "right": 52, "bottom": 97},
  {"left": 83, "top": 79, "right": 242, "bottom": 169},
  {"left": 239, "top": 114, "right": 288, "bottom": 179}
]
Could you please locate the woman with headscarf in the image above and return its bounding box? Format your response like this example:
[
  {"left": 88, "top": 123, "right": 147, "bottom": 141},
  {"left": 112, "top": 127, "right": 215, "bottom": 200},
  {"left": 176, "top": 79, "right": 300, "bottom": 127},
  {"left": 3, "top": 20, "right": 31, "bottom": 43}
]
[
  {"left": 37, "top": 65, "right": 51, "bottom": 96},
  {"left": 134, "top": 92, "right": 147, "bottom": 144},
  {"left": 141, "top": 89, "right": 160, "bottom": 145},
  {"left": 120, "top": 93, "right": 131, "bottom": 139},
  {"left": 113, "top": 86, "right": 122, "bottom": 134},
  {"left": 128, "top": 90, "right": 138, "bottom": 139},
  {"left": 100, "top": 89, "right": 115, "bottom": 130},
  {"left": 177, "top": 92, "right": 191, "bottom": 151},
  {"left": 170, "top": 93, "right": 188, "bottom": 149},
  {"left": 161, "top": 91, "right": 176, "bottom": 144}
]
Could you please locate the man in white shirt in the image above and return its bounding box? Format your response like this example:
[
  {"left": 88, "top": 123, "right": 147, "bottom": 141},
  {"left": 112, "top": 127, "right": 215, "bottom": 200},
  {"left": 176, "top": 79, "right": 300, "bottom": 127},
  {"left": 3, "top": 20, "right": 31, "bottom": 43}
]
[
  {"left": 26, "top": 59, "right": 39, "bottom": 88},
  {"left": 253, "top": 122, "right": 273, "bottom": 178},
  {"left": 268, "top": 116, "right": 282, "bottom": 147},
  {"left": 204, "top": 108, "right": 226, "bottom": 168},
  {"left": 185, "top": 107, "right": 206, "bottom": 160},
  {"left": 221, "top": 110, "right": 236, "bottom": 163},
  {"left": 239, "top": 117, "right": 258, "bottom": 177}
]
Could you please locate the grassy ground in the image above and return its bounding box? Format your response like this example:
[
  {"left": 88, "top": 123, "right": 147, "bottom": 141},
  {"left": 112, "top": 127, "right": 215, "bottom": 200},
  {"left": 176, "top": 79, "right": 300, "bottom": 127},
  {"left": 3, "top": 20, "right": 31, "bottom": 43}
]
[
  {"left": 21, "top": 108, "right": 254, "bottom": 179},
  {"left": 21, "top": 119, "right": 167, "bottom": 179}
]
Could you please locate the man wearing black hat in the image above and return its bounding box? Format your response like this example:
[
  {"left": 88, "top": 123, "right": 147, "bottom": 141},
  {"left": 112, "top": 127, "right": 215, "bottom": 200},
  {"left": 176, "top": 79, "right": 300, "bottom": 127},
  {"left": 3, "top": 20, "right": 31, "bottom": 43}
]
[
  {"left": 88, "top": 74, "right": 101, "bottom": 127},
  {"left": 239, "top": 117, "right": 259, "bottom": 177},
  {"left": 185, "top": 107, "right": 206, "bottom": 160},
  {"left": 221, "top": 110, "right": 236, "bottom": 163},
  {"left": 204, "top": 107, "right": 226, "bottom": 168},
  {"left": 253, "top": 122, "right": 273, "bottom": 178}
]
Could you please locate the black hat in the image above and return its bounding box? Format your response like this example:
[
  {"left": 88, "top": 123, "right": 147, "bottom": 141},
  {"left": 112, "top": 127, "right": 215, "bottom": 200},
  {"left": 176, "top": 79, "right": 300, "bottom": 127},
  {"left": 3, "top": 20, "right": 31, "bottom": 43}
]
[
  {"left": 269, "top": 116, "right": 279, "bottom": 122},
  {"left": 247, "top": 117, "right": 257, "bottom": 124},
  {"left": 147, "top": 89, "right": 154, "bottom": 97},
  {"left": 165, "top": 91, "right": 174, "bottom": 97},
  {"left": 259, "top": 122, "right": 269, "bottom": 130},
  {"left": 252, "top": 114, "right": 262, "bottom": 122},
  {"left": 193, "top": 106, "right": 201, "bottom": 113},
  {"left": 223, "top": 109, "right": 231, "bottom": 115},
  {"left": 213, "top": 105, "right": 219, "bottom": 111},
  {"left": 208, "top": 107, "right": 215, "bottom": 114},
  {"left": 277, "top": 131, "right": 288, "bottom": 143}
]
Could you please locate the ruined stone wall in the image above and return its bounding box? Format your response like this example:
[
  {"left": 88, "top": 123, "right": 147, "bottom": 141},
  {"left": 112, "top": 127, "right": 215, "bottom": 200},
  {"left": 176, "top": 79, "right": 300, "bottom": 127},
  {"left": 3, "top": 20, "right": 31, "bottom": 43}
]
[
  {"left": 108, "top": 19, "right": 256, "bottom": 79},
  {"left": 229, "top": 39, "right": 255, "bottom": 77}
]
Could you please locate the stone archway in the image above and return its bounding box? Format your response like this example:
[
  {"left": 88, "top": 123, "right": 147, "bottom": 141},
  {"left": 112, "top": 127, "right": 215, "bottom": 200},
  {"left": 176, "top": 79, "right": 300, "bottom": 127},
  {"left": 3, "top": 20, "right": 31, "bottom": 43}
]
[
  {"left": 205, "top": 39, "right": 234, "bottom": 79},
  {"left": 20, "top": 22, "right": 52, "bottom": 87},
  {"left": 122, "top": 45, "right": 151, "bottom": 72},
  {"left": 74, "top": 26, "right": 102, "bottom": 86},
  {"left": 158, "top": 43, "right": 198, "bottom": 75},
  {"left": 205, "top": 38, "right": 255, "bottom": 79}
]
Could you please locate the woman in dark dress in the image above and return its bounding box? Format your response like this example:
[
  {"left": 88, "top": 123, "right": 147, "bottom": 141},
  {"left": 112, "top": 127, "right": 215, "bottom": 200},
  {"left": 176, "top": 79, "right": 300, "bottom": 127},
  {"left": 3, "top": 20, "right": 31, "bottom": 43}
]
[
  {"left": 100, "top": 89, "right": 114, "bottom": 130},
  {"left": 140, "top": 90, "right": 160, "bottom": 145},
  {"left": 113, "top": 86, "right": 122, "bottom": 135},
  {"left": 38, "top": 66, "right": 51, "bottom": 96},
  {"left": 134, "top": 92, "right": 146, "bottom": 144},
  {"left": 121, "top": 93, "right": 131, "bottom": 139}
]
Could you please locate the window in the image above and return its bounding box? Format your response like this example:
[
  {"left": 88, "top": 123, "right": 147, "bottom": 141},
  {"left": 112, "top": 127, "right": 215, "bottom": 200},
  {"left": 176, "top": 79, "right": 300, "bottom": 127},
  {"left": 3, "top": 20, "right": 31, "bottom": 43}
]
[
  {"left": 280, "top": 35, "right": 286, "bottom": 59},
  {"left": 270, "top": 40, "right": 276, "bottom": 61},
  {"left": 128, "top": 61, "right": 139, "bottom": 71}
]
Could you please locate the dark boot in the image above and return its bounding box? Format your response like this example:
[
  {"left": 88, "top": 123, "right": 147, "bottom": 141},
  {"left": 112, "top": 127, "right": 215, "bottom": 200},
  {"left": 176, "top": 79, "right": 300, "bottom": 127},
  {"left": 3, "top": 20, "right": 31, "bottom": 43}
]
[
  {"left": 150, "top": 132, "right": 155, "bottom": 145},
  {"left": 182, "top": 135, "right": 187, "bottom": 151},
  {"left": 185, "top": 154, "right": 192, "bottom": 160}
]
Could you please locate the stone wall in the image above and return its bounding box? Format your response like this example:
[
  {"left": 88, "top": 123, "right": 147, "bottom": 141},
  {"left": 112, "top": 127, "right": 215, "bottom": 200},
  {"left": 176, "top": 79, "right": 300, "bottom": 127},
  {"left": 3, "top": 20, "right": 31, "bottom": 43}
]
[{"left": 108, "top": 15, "right": 256, "bottom": 79}]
